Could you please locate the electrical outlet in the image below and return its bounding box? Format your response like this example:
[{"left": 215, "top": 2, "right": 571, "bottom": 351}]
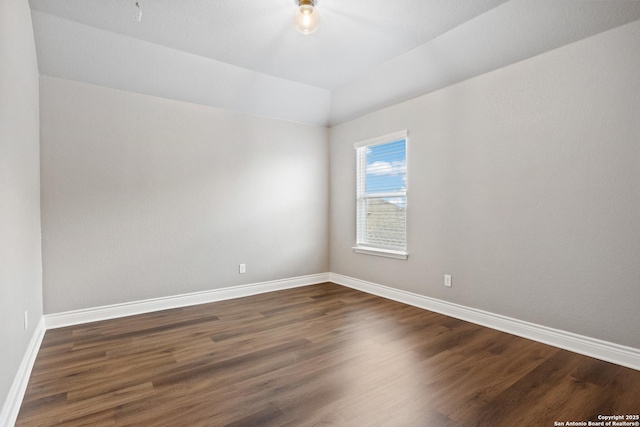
[
  {"left": 24, "top": 311, "right": 28, "bottom": 330},
  {"left": 444, "top": 274, "right": 452, "bottom": 287},
  {"left": 239, "top": 264, "right": 246, "bottom": 274}
]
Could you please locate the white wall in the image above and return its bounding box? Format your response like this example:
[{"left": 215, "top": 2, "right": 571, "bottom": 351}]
[
  {"left": 330, "top": 20, "right": 640, "bottom": 349},
  {"left": 40, "top": 76, "right": 329, "bottom": 314},
  {"left": 0, "top": 0, "right": 43, "bottom": 415}
]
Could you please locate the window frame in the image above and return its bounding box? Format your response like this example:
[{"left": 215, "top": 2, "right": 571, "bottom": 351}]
[{"left": 353, "top": 130, "right": 408, "bottom": 260}]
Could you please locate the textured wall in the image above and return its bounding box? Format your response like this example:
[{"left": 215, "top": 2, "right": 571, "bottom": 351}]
[
  {"left": 0, "top": 0, "right": 43, "bottom": 413},
  {"left": 330, "top": 20, "right": 640, "bottom": 348},
  {"left": 40, "top": 77, "right": 329, "bottom": 314}
]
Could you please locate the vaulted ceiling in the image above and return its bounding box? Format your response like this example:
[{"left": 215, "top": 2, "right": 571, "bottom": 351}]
[{"left": 28, "top": 0, "right": 640, "bottom": 126}]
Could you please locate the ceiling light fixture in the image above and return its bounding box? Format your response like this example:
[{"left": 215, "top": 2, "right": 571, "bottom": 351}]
[{"left": 294, "top": 0, "right": 320, "bottom": 35}]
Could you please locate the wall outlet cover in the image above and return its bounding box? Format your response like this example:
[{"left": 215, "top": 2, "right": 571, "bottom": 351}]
[{"left": 444, "top": 275, "right": 452, "bottom": 287}]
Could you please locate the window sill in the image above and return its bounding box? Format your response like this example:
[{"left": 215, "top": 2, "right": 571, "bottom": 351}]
[{"left": 352, "top": 246, "right": 409, "bottom": 260}]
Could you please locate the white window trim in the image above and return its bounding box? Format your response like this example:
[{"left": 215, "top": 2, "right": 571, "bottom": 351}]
[
  {"left": 353, "top": 130, "right": 408, "bottom": 260},
  {"left": 352, "top": 246, "right": 409, "bottom": 260},
  {"left": 353, "top": 130, "right": 408, "bottom": 149}
]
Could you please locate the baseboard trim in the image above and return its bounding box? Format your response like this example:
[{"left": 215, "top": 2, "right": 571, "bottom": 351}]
[
  {"left": 329, "top": 273, "right": 640, "bottom": 371},
  {"left": 45, "top": 273, "right": 331, "bottom": 329},
  {"left": 0, "top": 317, "right": 46, "bottom": 427}
]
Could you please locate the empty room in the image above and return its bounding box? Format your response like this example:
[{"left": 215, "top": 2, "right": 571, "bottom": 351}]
[{"left": 2, "top": 0, "right": 640, "bottom": 426}]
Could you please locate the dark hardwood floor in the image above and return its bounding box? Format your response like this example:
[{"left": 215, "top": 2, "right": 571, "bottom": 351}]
[{"left": 16, "top": 283, "right": 640, "bottom": 426}]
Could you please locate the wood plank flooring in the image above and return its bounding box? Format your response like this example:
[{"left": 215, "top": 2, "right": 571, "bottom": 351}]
[{"left": 16, "top": 283, "right": 640, "bottom": 426}]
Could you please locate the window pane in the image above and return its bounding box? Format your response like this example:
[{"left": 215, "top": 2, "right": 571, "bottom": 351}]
[
  {"left": 355, "top": 133, "right": 407, "bottom": 253},
  {"left": 359, "top": 197, "right": 407, "bottom": 249},
  {"left": 365, "top": 140, "right": 406, "bottom": 195}
]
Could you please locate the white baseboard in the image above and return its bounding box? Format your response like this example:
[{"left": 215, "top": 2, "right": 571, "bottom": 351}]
[
  {"left": 329, "top": 273, "right": 640, "bottom": 371},
  {"left": 45, "top": 273, "right": 331, "bottom": 329},
  {"left": 0, "top": 317, "right": 46, "bottom": 427}
]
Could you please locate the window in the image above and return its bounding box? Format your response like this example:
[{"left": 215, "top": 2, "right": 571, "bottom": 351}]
[{"left": 354, "top": 131, "right": 408, "bottom": 260}]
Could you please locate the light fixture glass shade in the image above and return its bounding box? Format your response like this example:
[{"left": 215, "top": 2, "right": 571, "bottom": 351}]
[{"left": 294, "top": 0, "right": 320, "bottom": 34}]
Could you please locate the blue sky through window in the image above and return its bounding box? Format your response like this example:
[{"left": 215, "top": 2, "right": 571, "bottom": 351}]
[{"left": 365, "top": 139, "right": 406, "bottom": 205}]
